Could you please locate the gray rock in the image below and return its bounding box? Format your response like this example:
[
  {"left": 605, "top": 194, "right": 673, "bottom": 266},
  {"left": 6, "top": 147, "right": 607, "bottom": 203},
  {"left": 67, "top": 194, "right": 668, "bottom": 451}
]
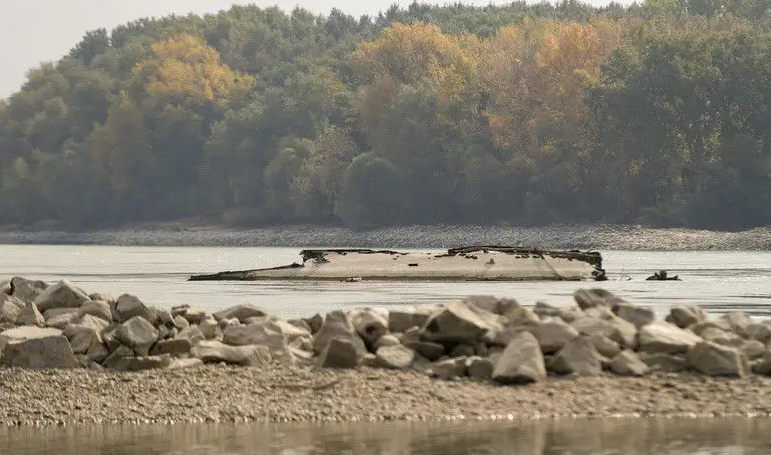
[
  {"left": 741, "top": 340, "right": 767, "bottom": 360},
  {"left": 0, "top": 294, "right": 24, "bottom": 324},
  {"left": 77, "top": 300, "right": 113, "bottom": 322},
  {"left": 571, "top": 314, "right": 637, "bottom": 349},
  {"left": 573, "top": 288, "right": 626, "bottom": 311},
  {"left": 318, "top": 338, "right": 360, "bottom": 369},
  {"left": 550, "top": 335, "right": 602, "bottom": 376},
  {"left": 173, "top": 315, "right": 190, "bottom": 330},
  {"left": 212, "top": 304, "right": 266, "bottom": 323},
  {"left": 199, "top": 317, "right": 222, "bottom": 340},
  {"left": 113, "top": 354, "right": 173, "bottom": 372},
  {"left": 389, "top": 307, "right": 433, "bottom": 333},
  {"left": 720, "top": 312, "right": 753, "bottom": 338},
  {"left": 0, "top": 326, "right": 64, "bottom": 352},
  {"left": 177, "top": 326, "right": 205, "bottom": 344},
  {"left": 114, "top": 294, "right": 153, "bottom": 323},
  {"left": 688, "top": 340, "right": 748, "bottom": 378},
  {"left": 589, "top": 333, "right": 622, "bottom": 359},
  {"left": 751, "top": 351, "right": 771, "bottom": 375},
  {"left": 102, "top": 345, "right": 134, "bottom": 369},
  {"left": 9, "top": 277, "right": 48, "bottom": 303},
  {"left": 638, "top": 352, "right": 690, "bottom": 372},
  {"left": 86, "top": 340, "right": 109, "bottom": 363},
  {"left": 348, "top": 307, "right": 389, "bottom": 346},
  {"left": 665, "top": 305, "right": 708, "bottom": 328},
  {"left": 0, "top": 279, "right": 10, "bottom": 295},
  {"left": 463, "top": 295, "right": 521, "bottom": 321},
  {"left": 450, "top": 344, "right": 475, "bottom": 358},
  {"left": 691, "top": 320, "right": 732, "bottom": 335},
  {"left": 406, "top": 341, "right": 444, "bottom": 361},
  {"left": 88, "top": 293, "right": 114, "bottom": 303},
  {"left": 64, "top": 314, "right": 110, "bottom": 340},
  {"left": 312, "top": 311, "right": 367, "bottom": 358},
  {"left": 524, "top": 320, "right": 580, "bottom": 354},
  {"left": 33, "top": 279, "right": 90, "bottom": 314},
  {"left": 746, "top": 323, "right": 771, "bottom": 344},
  {"left": 492, "top": 331, "right": 546, "bottom": 384},
  {"left": 700, "top": 327, "right": 743, "bottom": 347},
  {"left": 150, "top": 338, "right": 193, "bottom": 356},
  {"left": 44, "top": 308, "right": 80, "bottom": 329},
  {"left": 183, "top": 308, "right": 206, "bottom": 325},
  {"left": 192, "top": 340, "right": 272, "bottom": 366},
  {"left": 638, "top": 321, "right": 702, "bottom": 354},
  {"left": 375, "top": 344, "right": 415, "bottom": 369},
  {"left": 398, "top": 326, "right": 421, "bottom": 345},
  {"left": 303, "top": 313, "right": 324, "bottom": 334},
  {"left": 466, "top": 356, "right": 494, "bottom": 379},
  {"left": 374, "top": 334, "right": 401, "bottom": 350},
  {"left": 0, "top": 329, "right": 78, "bottom": 369},
  {"left": 614, "top": 303, "right": 655, "bottom": 329},
  {"left": 433, "top": 357, "right": 467, "bottom": 380},
  {"left": 533, "top": 301, "right": 562, "bottom": 318},
  {"left": 421, "top": 301, "right": 500, "bottom": 346},
  {"left": 361, "top": 353, "right": 378, "bottom": 368},
  {"left": 609, "top": 350, "right": 649, "bottom": 376},
  {"left": 116, "top": 316, "right": 159, "bottom": 356},
  {"left": 168, "top": 358, "right": 204, "bottom": 370},
  {"left": 69, "top": 329, "right": 100, "bottom": 355},
  {"left": 149, "top": 306, "right": 173, "bottom": 327}
]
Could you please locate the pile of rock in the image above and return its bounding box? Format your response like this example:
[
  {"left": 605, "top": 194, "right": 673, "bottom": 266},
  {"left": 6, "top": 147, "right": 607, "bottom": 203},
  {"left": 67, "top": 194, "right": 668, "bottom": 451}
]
[{"left": 1, "top": 276, "right": 770, "bottom": 382}]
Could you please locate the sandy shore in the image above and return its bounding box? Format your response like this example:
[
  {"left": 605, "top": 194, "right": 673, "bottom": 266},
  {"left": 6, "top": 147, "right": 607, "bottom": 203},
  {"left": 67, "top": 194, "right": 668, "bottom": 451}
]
[
  {"left": 1, "top": 365, "right": 770, "bottom": 427},
  {"left": 0, "top": 223, "right": 770, "bottom": 250}
]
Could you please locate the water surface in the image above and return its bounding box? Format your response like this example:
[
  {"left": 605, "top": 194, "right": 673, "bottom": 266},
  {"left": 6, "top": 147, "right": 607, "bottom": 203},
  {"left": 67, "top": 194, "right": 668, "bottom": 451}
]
[
  {"left": 1, "top": 246, "right": 770, "bottom": 319},
  {"left": 3, "top": 418, "right": 771, "bottom": 454}
]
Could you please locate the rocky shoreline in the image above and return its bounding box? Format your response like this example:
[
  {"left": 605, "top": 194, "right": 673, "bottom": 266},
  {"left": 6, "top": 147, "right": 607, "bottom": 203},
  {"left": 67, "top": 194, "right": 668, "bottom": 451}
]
[
  {"left": 2, "top": 276, "right": 771, "bottom": 426},
  {"left": 1, "top": 223, "right": 771, "bottom": 250}
]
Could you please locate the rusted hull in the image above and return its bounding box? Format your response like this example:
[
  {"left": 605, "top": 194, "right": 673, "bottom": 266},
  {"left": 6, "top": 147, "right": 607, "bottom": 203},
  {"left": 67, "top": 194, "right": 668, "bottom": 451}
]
[{"left": 188, "top": 246, "right": 607, "bottom": 282}]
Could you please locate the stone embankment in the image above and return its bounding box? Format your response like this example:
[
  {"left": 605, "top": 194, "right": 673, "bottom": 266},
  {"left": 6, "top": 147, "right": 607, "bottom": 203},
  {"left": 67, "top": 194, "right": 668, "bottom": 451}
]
[{"left": 2, "top": 276, "right": 771, "bottom": 425}]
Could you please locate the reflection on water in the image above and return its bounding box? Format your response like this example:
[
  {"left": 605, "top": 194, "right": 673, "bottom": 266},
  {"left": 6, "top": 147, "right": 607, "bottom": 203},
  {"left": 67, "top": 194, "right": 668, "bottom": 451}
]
[
  {"left": 0, "top": 246, "right": 770, "bottom": 319},
  {"left": 3, "top": 418, "right": 771, "bottom": 454}
]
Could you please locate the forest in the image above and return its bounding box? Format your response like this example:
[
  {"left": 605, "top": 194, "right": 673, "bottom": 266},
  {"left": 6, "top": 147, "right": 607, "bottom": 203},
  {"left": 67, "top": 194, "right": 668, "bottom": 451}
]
[{"left": 1, "top": 0, "right": 770, "bottom": 231}]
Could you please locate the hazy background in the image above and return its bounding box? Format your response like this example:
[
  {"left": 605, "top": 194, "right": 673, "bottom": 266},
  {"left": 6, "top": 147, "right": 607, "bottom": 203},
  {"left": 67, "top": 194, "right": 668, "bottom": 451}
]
[{"left": 0, "top": 0, "right": 630, "bottom": 100}]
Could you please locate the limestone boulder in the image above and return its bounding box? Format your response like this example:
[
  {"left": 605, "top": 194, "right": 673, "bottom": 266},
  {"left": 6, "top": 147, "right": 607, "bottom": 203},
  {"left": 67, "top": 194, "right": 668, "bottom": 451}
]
[
  {"left": 0, "top": 294, "right": 24, "bottom": 324},
  {"left": 173, "top": 315, "right": 190, "bottom": 330},
  {"left": 15, "top": 301, "right": 44, "bottom": 327},
  {"left": 213, "top": 304, "right": 266, "bottom": 323},
  {"left": 389, "top": 307, "right": 432, "bottom": 333},
  {"left": 665, "top": 305, "right": 708, "bottom": 329},
  {"left": 199, "top": 317, "right": 222, "bottom": 340},
  {"left": 746, "top": 322, "right": 771, "bottom": 344},
  {"left": 408, "top": 341, "right": 444, "bottom": 361},
  {"left": 0, "top": 279, "right": 9, "bottom": 295},
  {"left": 44, "top": 308, "right": 80, "bottom": 330},
  {"left": 317, "top": 338, "right": 361, "bottom": 369},
  {"left": 421, "top": 301, "right": 500, "bottom": 347},
  {"left": 571, "top": 314, "right": 637, "bottom": 349},
  {"left": 687, "top": 340, "right": 749, "bottom": 378},
  {"left": 9, "top": 277, "right": 48, "bottom": 303},
  {"left": 0, "top": 327, "right": 78, "bottom": 369},
  {"left": 589, "top": 333, "right": 622, "bottom": 359},
  {"left": 691, "top": 320, "right": 732, "bottom": 335},
  {"left": 463, "top": 295, "right": 521, "bottom": 322},
  {"left": 699, "top": 327, "right": 743, "bottom": 347},
  {"left": 466, "top": 356, "right": 494, "bottom": 379},
  {"left": 740, "top": 340, "right": 767, "bottom": 360},
  {"left": 192, "top": 340, "right": 272, "bottom": 366},
  {"left": 374, "top": 334, "right": 401, "bottom": 350},
  {"left": 311, "top": 311, "right": 367, "bottom": 358},
  {"left": 182, "top": 308, "right": 206, "bottom": 325},
  {"left": 115, "top": 316, "right": 159, "bottom": 356},
  {"left": 112, "top": 354, "right": 173, "bottom": 372},
  {"left": 638, "top": 352, "right": 689, "bottom": 373},
  {"left": 573, "top": 288, "right": 626, "bottom": 311},
  {"left": 77, "top": 300, "right": 112, "bottom": 322},
  {"left": 176, "top": 326, "right": 205, "bottom": 345},
  {"left": 375, "top": 344, "right": 415, "bottom": 369},
  {"left": 525, "top": 320, "right": 579, "bottom": 354},
  {"left": 609, "top": 350, "right": 649, "bottom": 376},
  {"left": 533, "top": 301, "right": 562, "bottom": 319},
  {"left": 720, "top": 311, "right": 753, "bottom": 338},
  {"left": 150, "top": 338, "right": 193, "bottom": 357},
  {"left": 432, "top": 357, "right": 467, "bottom": 380},
  {"left": 751, "top": 351, "right": 771, "bottom": 376},
  {"left": 303, "top": 313, "right": 324, "bottom": 334},
  {"left": 33, "top": 280, "right": 90, "bottom": 314},
  {"left": 492, "top": 331, "right": 546, "bottom": 384},
  {"left": 348, "top": 307, "right": 389, "bottom": 346},
  {"left": 223, "top": 322, "right": 292, "bottom": 364},
  {"left": 638, "top": 321, "right": 702, "bottom": 355},
  {"left": 114, "top": 294, "right": 153, "bottom": 323},
  {"left": 614, "top": 303, "right": 655, "bottom": 329},
  {"left": 549, "top": 335, "right": 602, "bottom": 376},
  {"left": 102, "top": 345, "right": 134, "bottom": 369}
]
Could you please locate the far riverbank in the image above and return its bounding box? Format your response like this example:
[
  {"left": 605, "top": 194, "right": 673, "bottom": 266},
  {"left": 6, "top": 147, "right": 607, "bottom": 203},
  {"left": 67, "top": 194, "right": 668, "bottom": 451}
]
[{"left": 0, "top": 223, "right": 770, "bottom": 250}]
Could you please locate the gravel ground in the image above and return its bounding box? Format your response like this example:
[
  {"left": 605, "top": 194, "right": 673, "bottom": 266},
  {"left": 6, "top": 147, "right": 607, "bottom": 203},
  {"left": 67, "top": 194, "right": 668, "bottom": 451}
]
[
  {"left": 1, "top": 224, "right": 770, "bottom": 250},
  {"left": 2, "top": 364, "right": 771, "bottom": 427}
]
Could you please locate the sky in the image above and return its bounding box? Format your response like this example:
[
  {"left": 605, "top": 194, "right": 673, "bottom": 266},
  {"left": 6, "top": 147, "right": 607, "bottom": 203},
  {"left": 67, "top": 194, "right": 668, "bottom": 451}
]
[{"left": 0, "top": 0, "right": 623, "bottom": 99}]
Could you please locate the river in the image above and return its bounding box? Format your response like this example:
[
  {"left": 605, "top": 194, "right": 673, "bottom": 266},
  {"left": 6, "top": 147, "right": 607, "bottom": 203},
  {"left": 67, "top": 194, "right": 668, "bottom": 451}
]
[
  {"left": 3, "top": 418, "right": 771, "bottom": 454},
  {"left": 1, "top": 245, "right": 770, "bottom": 319}
]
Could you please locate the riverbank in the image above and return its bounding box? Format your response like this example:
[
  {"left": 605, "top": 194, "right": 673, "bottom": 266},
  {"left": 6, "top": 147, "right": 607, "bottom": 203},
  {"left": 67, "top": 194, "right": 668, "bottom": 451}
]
[
  {"left": 1, "top": 223, "right": 770, "bottom": 250},
  {"left": 3, "top": 277, "right": 771, "bottom": 427},
  {"left": 1, "top": 366, "right": 771, "bottom": 426}
]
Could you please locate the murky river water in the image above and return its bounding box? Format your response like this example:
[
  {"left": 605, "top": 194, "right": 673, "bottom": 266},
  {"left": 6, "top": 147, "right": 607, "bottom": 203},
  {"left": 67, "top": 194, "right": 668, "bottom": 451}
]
[
  {"left": 0, "top": 246, "right": 770, "bottom": 319},
  {"left": 3, "top": 418, "right": 771, "bottom": 454}
]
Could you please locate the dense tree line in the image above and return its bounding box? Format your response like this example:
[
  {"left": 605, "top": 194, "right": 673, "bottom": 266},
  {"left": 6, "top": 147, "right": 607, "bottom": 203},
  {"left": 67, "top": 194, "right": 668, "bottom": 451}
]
[{"left": 1, "top": 0, "right": 770, "bottom": 231}]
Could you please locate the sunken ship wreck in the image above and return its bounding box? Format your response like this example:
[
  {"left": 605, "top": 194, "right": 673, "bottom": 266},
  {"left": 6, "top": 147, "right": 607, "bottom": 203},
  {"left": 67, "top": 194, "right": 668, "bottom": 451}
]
[{"left": 188, "top": 246, "right": 607, "bottom": 282}]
